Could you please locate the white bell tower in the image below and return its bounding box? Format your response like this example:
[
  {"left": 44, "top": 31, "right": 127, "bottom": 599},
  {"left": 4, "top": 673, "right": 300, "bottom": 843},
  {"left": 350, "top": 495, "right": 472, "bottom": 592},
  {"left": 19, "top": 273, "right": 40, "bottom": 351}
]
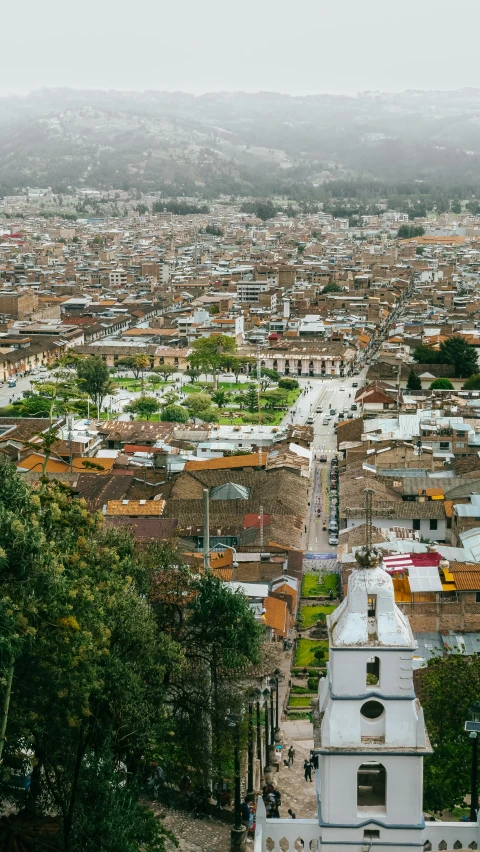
[{"left": 317, "top": 519, "right": 431, "bottom": 852}]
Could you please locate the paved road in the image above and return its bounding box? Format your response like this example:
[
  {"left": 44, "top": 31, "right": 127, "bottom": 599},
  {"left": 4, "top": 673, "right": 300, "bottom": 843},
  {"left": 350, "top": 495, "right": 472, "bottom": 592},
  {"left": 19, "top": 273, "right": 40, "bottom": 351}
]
[{"left": 293, "top": 372, "right": 368, "bottom": 554}]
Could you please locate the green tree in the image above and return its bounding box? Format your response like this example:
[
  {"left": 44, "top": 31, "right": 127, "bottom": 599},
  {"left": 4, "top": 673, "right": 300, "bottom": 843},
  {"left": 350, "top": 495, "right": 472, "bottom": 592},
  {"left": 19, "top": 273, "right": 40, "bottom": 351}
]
[
  {"left": 412, "top": 344, "right": 439, "bottom": 364},
  {"left": 185, "top": 367, "right": 201, "bottom": 384},
  {"left": 397, "top": 225, "right": 425, "bottom": 238},
  {"left": 220, "top": 355, "right": 252, "bottom": 384},
  {"left": 187, "top": 335, "right": 237, "bottom": 388},
  {"left": 76, "top": 356, "right": 117, "bottom": 412},
  {"left": 261, "top": 389, "right": 288, "bottom": 410},
  {"left": 407, "top": 370, "right": 422, "bottom": 391},
  {"left": 182, "top": 393, "right": 212, "bottom": 416},
  {"left": 438, "top": 336, "right": 478, "bottom": 378},
  {"left": 0, "top": 466, "right": 178, "bottom": 852},
  {"left": 135, "top": 354, "right": 151, "bottom": 393},
  {"left": 430, "top": 378, "right": 454, "bottom": 390},
  {"left": 126, "top": 396, "right": 159, "bottom": 420},
  {"left": 153, "top": 364, "right": 176, "bottom": 382},
  {"left": 321, "top": 283, "right": 342, "bottom": 294},
  {"left": 261, "top": 368, "right": 280, "bottom": 383},
  {"left": 254, "top": 200, "right": 277, "bottom": 222},
  {"left": 212, "top": 389, "right": 226, "bottom": 407},
  {"left": 15, "top": 394, "right": 53, "bottom": 417},
  {"left": 462, "top": 374, "right": 480, "bottom": 390},
  {"left": 117, "top": 356, "right": 139, "bottom": 376},
  {"left": 278, "top": 377, "right": 299, "bottom": 391},
  {"left": 415, "top": 654, "right": 480, "bottom": 813},
  {"left": 245, "top": 383, "right": 259, "bottom": 414},
  {"left": 160, "top": 404, "right": 189, "bottom": 423}
]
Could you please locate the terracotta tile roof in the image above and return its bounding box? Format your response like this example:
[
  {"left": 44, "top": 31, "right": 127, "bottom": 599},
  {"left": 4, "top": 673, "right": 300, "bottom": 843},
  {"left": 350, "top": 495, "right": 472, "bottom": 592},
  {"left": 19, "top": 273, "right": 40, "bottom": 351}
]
[
  {"left": 449, "top": 563, "right": 480, "bottom": 590},
  {"left": 184, "top": 452, "right": 267, "bottom": 471},
  {"left": 262, "top": 595, "right": 288, "bottom": 635},
  {"left": 106, "top": 499, "right": 165, "bottom": 516}
]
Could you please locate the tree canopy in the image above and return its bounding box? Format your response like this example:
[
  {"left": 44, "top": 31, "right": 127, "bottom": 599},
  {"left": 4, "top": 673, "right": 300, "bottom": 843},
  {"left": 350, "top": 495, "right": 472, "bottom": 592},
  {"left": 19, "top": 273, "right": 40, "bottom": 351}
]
[
  {"left": 462, "top": 374, "right": 480, "bottom": 390},
  {"left": 407, "top": 369, "right": 422, "bottom": 391},
  {"left": 126, "top": 395, "right": 159, "bottom": 420},
  {"left": 415, "top": 654, "right": 480, "bottom": 813},
  {"left": 76, "top": 356, "right": 117, "bottom": 411},
  {"left": 413, "top": 336, "right": 478, "bottom": 378},
  {"left": 429, "top": 378, "right": 454, "bottom": 390},
  {"left": 0, "top": 464, "right": 264, "bottom": 849}
]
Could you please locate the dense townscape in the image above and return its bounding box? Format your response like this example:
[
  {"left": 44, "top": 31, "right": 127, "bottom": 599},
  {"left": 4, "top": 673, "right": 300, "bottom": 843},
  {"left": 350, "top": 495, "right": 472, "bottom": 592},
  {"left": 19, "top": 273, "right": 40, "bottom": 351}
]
[{"left": 6, "top": 143, "right": 480, "bottom": 852}]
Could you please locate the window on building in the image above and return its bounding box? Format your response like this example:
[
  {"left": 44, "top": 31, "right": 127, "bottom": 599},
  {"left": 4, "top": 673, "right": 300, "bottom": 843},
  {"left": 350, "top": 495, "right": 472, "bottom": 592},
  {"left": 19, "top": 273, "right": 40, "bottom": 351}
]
[
  {"left": 439, "top": 442, "right": 450, "bottom": 450},
  {"left": 476, "top": 592, "right": 480, "bottom": 603},
  {"left": 367, "top": 595, "right": 377, "bottom": 618},
  {"left": 413, "top": 519, "right": 421, "bottom": 530},
  {"left": 364, "top": 831, "right": 380, "bottom": 840},
  {"left": 366, "top": 656, "right": 380, "bottom": 686},
  {"left": 456, "top": 443, "right": 465, "bottom": 449},
  {"left": 430, "top": 519, "right": 438, "bottom": 531},
  {"left": 357, "top": 762, "right": 386, "bottom": 810}
]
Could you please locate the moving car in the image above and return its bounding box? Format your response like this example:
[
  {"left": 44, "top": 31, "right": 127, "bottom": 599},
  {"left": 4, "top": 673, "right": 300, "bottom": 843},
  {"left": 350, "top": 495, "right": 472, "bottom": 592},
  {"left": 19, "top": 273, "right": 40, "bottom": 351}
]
[
  {"left": 352, "top": 381, "right": 358, "bottom": 387},
  {"left": 306, "top": 416, "right": 314, "bottom": 425},
  {"left": 319, "top": 453, "right": 327, "bottom": 462},
  {"left": 323, "top": 417, "right": 330, "bottom": 425}
]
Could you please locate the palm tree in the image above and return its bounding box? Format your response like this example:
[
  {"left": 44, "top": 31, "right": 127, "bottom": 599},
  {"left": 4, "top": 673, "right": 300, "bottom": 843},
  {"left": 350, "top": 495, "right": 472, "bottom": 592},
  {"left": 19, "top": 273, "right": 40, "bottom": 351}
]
[{"left": 134, "top": 354, "right": 150, "bottom": 393}]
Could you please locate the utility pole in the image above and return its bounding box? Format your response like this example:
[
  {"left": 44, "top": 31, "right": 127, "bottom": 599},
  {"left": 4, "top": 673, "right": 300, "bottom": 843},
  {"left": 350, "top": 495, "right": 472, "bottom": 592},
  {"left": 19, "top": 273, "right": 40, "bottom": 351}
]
[{"left": 203, "top": 488, "right": 210, "bottom": 571}]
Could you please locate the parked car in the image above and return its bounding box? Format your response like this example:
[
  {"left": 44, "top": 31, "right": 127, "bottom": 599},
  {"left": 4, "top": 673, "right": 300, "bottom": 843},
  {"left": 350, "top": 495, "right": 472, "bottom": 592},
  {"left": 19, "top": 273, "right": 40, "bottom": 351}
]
[{"left": 328, "top": 534, "right": 339, "bottom": 546}]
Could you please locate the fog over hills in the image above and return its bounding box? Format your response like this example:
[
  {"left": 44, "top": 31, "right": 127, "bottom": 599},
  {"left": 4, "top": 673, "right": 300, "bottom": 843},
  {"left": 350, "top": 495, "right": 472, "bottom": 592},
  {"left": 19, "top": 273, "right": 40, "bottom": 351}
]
[{"left": 2, "top": 88, "right": 480, "bottom": 196}]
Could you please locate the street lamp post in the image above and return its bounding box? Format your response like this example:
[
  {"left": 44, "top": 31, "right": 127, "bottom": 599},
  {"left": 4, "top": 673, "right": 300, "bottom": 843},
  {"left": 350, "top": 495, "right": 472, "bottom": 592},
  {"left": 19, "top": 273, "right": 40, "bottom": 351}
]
[
  {"left": 247, "top": 700, "right": 254, "bottom": 796},
  {"left": 226, "top": 712, "right": 247, "bottom": 852},
  {"left": 254, "top": 688, "right": 262, "bottom": 780},
  {"left": 465, "top": 702, "right": 480, "bottom": 822},
  {"left": 269, "top": 686, "right": 275, "bottom": 745},
  {"left": 269, "top": 668, "right": 285, "bottom": 732},
  {"left": 263, "top": 688, "right": 270, "bottom": 768}
]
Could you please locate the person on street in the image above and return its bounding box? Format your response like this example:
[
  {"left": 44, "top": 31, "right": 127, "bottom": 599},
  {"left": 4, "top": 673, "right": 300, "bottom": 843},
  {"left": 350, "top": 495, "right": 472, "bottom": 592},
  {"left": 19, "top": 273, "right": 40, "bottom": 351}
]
[
  {"left": 304, "top": 758, "right": 312, "bottom": 782},
  {"left": 288, "top": 809, "right": 296, "bottom": 819},
  {"left": 288, "top": 745, "right": 295, "bottom": 766}
]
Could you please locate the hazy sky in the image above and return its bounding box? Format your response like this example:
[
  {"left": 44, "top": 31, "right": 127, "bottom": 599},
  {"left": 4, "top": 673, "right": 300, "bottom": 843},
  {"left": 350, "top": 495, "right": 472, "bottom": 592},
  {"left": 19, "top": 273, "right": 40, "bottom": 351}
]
[{"left": 2, "top": 0, "right": 480, "bottom": 96}]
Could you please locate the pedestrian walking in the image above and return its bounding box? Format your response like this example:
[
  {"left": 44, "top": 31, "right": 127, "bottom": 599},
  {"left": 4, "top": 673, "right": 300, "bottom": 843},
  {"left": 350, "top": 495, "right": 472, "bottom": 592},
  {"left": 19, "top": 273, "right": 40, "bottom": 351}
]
[
  {"left": 304, "top": 759, "right": 312, "bottom": 782},
  {"left": 288, "top": 745, "right": 295, "bottom": 766},
  {"left": 288, "top": 809, "right": 296, "bottom": 819}
]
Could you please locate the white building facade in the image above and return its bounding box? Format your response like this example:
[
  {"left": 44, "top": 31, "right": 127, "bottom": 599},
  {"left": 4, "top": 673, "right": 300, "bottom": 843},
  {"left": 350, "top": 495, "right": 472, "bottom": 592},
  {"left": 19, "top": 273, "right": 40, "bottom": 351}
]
[{"left": 254, "top": 551, "right": 480, "bottom": 852}]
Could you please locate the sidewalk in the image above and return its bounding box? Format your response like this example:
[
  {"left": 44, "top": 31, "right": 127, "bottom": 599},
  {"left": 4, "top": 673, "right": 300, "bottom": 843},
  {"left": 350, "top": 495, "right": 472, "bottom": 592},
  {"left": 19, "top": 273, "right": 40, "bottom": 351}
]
[{"left": 271, "top": 721, "right": 317, "bottom": 819}]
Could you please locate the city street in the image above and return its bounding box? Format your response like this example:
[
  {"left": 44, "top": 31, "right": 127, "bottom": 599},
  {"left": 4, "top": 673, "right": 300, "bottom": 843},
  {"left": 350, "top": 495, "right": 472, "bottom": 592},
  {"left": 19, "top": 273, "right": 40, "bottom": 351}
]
[{"left": 292, "top": 372, "right": 367, "bottom": 554}]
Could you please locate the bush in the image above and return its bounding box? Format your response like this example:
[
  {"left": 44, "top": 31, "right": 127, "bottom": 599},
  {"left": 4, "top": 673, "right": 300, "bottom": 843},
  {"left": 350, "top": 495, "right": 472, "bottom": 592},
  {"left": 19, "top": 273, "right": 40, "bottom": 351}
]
[
  {"left": 308, "top": 677, "right": 320, "bottom": 691},
  {"left": 161, "top": 404, "right": 189, "bottom": 423},
  {"left": 430, "top": 378, "right": 454, "bottom": 390},
  {"left": 278, "top": 378, "right": 299, "bottom": 390}
]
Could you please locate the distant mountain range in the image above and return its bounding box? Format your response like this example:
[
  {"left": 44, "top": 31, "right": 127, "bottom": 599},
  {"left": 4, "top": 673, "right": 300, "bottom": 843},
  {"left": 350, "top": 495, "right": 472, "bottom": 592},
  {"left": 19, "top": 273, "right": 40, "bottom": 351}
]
[{"left": 2, "top": 88, "right": 480, "bottom": 197}]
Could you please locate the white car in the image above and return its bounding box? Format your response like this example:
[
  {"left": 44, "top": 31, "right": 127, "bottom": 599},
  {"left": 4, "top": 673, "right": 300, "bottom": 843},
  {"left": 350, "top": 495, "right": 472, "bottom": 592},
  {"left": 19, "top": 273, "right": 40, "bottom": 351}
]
[{"left": 339, "top": 386, "right": 345, "bottom": 391}]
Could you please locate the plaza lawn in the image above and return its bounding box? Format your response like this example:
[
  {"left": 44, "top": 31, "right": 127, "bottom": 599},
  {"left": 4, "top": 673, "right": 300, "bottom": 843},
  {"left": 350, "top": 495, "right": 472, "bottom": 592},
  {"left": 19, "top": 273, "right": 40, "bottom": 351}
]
[
  {"left": 299, "top": 604, "right": 336, "bottom": 629},
  {"left": 288, "top": 695, "right": 314, "bottom": 708},
  {"left": 294, "top": 639, "right": 329, "bottom": 668},
  {"left": 301, "top": 573, "right": 339, "bottom": 598}
]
